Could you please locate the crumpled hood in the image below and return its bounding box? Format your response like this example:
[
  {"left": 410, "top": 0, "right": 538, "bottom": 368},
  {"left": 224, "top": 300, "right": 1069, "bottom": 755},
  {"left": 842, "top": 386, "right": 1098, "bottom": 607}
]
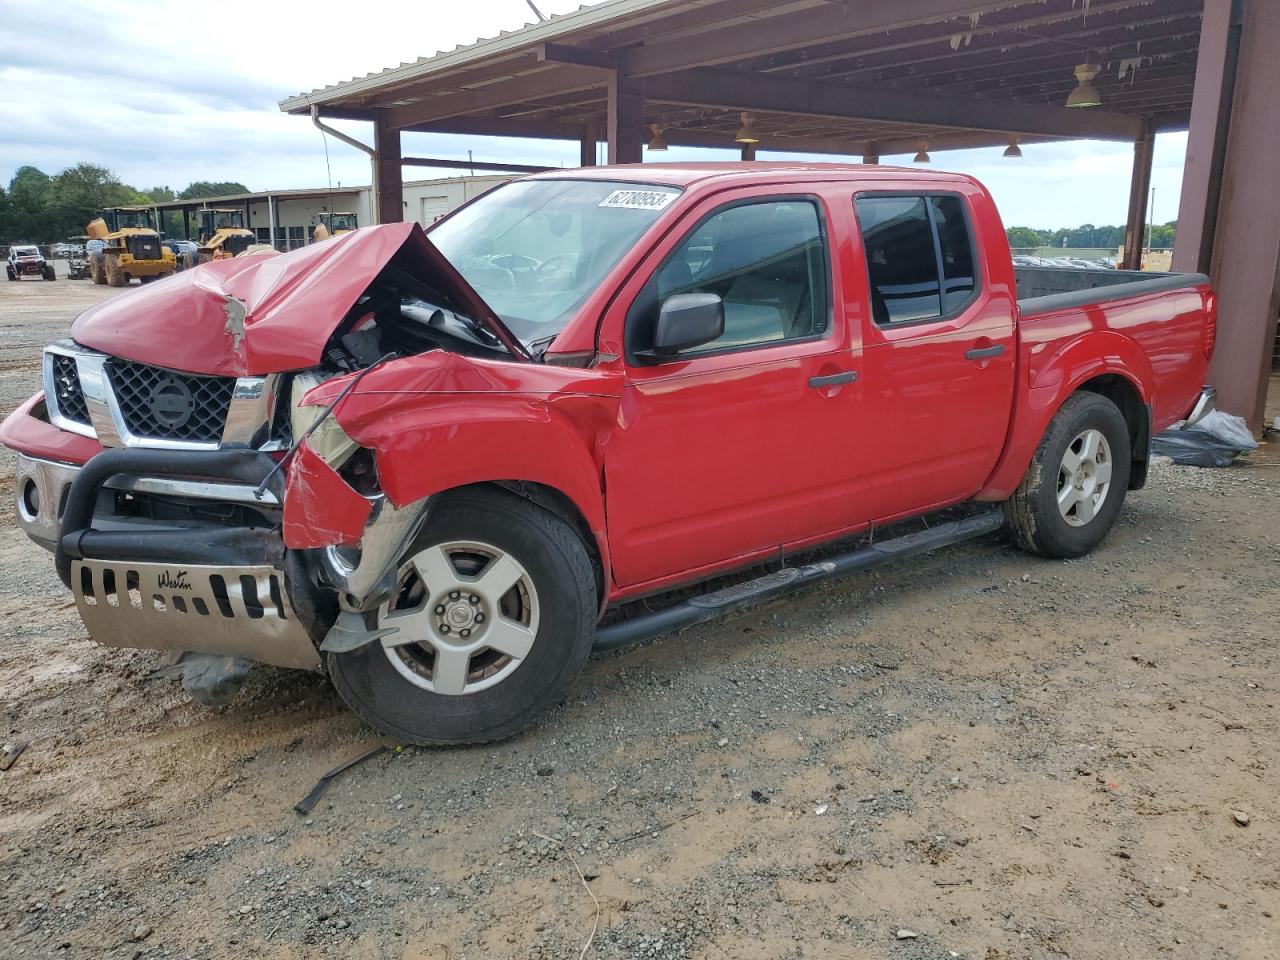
[{"left": 70, "top": 222, "right": 519, "bottom": 377}]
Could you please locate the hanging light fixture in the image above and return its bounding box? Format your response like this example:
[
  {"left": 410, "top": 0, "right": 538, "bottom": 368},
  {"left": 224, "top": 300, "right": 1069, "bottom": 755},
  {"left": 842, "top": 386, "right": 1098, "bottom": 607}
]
[
  {"left": 912, "top": 139, "right": 931, "bottom": 163},
  {"left": 1065, "top": 63, "right": 1102, "bottom": 108},
  {"left": 1003, "top": 135, "right": 1023, "bottom": 159},
  {"left": 647, "top": 124, "right": 668, "bottom": 151},
  {"left": 734, "top": 112, "right": 760, "bottom": 145}
]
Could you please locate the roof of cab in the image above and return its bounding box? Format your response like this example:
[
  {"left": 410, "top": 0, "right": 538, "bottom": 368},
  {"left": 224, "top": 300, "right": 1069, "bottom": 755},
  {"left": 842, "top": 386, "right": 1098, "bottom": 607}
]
[{"left": 524, "top": 161, "right": 979, "bottom": 190}]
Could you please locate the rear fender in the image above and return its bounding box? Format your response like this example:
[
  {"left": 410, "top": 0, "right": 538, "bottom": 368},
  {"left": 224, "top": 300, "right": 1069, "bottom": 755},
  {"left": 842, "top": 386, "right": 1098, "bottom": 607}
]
[
  {"left": 335, "top": 393, "right": 612, "bottom": 593},
  {"left": 979, "top": 330, "right": 1153, "bottom": 501}
]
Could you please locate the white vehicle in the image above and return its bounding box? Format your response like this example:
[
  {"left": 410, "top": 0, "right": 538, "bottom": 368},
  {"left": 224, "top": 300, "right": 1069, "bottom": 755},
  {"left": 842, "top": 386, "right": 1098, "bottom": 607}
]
[{"left": 6, "top": 245, "right": 56, "bottom": 282}]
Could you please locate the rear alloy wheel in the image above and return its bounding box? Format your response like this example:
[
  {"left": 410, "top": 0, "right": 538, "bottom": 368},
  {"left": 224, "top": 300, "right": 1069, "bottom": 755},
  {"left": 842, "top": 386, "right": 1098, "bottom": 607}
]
[
  {"left": 327, "top": 487, "right": 597, "bottom": 745},
  {"left": 1004, "top": 392, "right": 1131, "bottom": 558},
  {"left": 1056, "top": 428, "right": 1113, "bottom": 528}
]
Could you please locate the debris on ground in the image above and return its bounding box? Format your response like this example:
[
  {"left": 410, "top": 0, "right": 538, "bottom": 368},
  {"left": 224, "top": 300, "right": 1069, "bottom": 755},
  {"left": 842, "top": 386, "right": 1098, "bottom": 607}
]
[
  {"left": 1152, "top": 410, "right": 1259, "bottom": 467},
  {"left": 0, "top": 739, "right": 28, "bottom": 771},
  {"left": 293, "top": 745, "right": 388, "bottom": 814}
]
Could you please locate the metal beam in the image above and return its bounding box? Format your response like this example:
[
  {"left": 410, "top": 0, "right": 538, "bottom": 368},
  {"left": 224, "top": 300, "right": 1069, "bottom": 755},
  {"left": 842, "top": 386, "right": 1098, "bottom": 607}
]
[
  {"left": 400, "top": 157, "right": 552, "bottom": 173},
  {"left": 627, "top": 0, "right": 1048, "bottom": 77},
  {"left": 373, "top": 111, "right": 402, "bottom": 224},
  {"left": 580, "top": 121, "right": 600, "bottom": 166},
  {"left": 537, "top": 42, "right": 615, "bottom": 70},
  {"left": 607, "top": 67, "right": 644, "bottom": 163},
  {"left": 764, "top": 1, "right": 1202, "bottom": 81},
  {"left": 1174, "top": 0, "right": 1241, "bottom": 274},
  {"left": 1202, "top": 0, "right": 1280, "bottom": 427},
  {"left": 405, "top": 114, "right": 1061, "bottom": 161},
  {"left": 644, "top": 67, "right": 1143, "bottom": 141},
  {"left": 1122, "top": 121, "right": 1155, "bottom": 271},
  {"left": 383, "top": 64, "right": 606, "bottom": 129}
]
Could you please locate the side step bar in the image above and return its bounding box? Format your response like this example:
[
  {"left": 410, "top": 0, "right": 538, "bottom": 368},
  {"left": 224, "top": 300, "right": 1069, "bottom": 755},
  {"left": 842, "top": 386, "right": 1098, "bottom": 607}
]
[{"left": 592, "top": 510, "right": 1004, "bottom": 653}]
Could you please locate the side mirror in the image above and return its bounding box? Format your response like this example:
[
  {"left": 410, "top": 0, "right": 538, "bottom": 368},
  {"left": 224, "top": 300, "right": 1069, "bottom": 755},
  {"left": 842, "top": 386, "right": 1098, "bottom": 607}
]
[{"left": 643, "top": 293, "right": 725, "bottom": 361}]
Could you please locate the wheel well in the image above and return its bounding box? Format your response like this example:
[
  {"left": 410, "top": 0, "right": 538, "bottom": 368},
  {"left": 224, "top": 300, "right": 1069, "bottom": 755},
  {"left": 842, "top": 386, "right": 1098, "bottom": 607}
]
[
  {"left": 454, "top": 480, "right": 606, "bottom": 604},
  {"left": 1075, "top": 373, "right": 1150, "bottom": 490}
]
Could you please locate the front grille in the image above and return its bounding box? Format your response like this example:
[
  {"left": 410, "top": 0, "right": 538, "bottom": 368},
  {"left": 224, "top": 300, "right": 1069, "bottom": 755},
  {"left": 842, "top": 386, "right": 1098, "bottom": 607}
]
[
  {"left": 127, "top": 236, "right": 163, "bottom": 261},
  {"left": 107, "top": 360, "right": 235, "bottom": 443},
  {"left": 51, "top": 354, "right": 91, "bottom": 425}
]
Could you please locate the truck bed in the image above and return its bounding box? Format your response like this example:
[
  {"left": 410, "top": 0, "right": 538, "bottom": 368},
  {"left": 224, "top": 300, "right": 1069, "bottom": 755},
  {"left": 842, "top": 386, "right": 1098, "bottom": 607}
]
[
  {"left": 1011, "top": 266, "right": 1213, "bottom": 442},
  {"left": 1016, "top": 266, "right": 1209, "bottom": 312}
]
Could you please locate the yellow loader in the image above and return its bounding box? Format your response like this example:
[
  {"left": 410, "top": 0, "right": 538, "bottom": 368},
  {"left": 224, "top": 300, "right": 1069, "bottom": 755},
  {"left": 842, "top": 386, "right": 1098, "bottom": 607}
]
[
  {"left": 311, "top": 211, "right": 358, "bottom": 242},
  {"left": 86, "top": 208, "right": 177, "bottom": 287},
  {"left": 196, "top": 208, "right": 256, "bottom": 263}
]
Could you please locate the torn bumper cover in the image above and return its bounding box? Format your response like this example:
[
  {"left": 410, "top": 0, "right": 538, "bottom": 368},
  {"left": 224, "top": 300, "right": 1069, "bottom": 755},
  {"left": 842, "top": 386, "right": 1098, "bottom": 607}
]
[{"left": 55, "top": 448, "right": 326, "bottom": 670}]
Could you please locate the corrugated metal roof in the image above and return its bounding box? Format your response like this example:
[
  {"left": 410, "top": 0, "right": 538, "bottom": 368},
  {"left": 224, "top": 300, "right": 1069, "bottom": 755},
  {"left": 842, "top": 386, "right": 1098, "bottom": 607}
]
[{"left": 278, "top": 0, "right": 675, "bottom": 112}]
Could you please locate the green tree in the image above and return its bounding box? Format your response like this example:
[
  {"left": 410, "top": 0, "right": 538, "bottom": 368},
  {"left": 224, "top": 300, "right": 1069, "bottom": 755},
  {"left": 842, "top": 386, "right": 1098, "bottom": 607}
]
[
  {"left": 145, "top": 186, "right": 176, "bottom": 202},
  {"left": 0, "top": 186, "right": 12, "bottom": 242},
  {"left": 178, "top": 181, "right": 249, "bottom": 200},
  {"left": 6, "top": 166, "right": 54, "bottom": 241},
  {"left": 48, "top": 163, "right": 137, "bottom": 239},
  {"left": 1005, "top": 226, "right": 1043, "bottom": 250},
  {"left": 1147, "top": 221, "right": 1176, "bottom": 249}
]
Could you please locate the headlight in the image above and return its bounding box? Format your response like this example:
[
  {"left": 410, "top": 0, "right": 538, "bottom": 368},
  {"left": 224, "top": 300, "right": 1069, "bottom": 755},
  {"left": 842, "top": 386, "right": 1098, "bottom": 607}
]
[{"left": 290, "top": 373, "right": 358, "bottom": 469}]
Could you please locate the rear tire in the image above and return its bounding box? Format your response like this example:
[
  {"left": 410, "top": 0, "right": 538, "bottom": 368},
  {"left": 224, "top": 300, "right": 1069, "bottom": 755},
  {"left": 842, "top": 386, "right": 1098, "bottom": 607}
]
[
  {"left": 328, "top": 487, "right": 597, "bottom": 745},
  {"left": 1004, "top": 392, "right": 1131, "bottom": 558},
  {"left": 90, "top": 257, "right": 106, "bottom": 285}
]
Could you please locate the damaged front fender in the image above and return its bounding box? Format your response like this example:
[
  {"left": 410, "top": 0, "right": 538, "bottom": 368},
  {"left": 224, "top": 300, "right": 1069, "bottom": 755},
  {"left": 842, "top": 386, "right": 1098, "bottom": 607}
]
[{"left": 281, "top": 442, "right": 372, "bottom": 549}]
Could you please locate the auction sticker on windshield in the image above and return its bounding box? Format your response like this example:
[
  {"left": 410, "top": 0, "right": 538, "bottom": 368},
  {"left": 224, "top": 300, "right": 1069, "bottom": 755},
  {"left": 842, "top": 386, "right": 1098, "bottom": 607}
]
[{"left": 598, "top": 189, "right": 678, "bottom": 211}]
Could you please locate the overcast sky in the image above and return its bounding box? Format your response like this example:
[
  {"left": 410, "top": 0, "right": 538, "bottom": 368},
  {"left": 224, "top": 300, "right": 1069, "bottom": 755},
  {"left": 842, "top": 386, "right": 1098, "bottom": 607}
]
[{"left": 0, "top": 0, "right": 1188, "bottom": 230}]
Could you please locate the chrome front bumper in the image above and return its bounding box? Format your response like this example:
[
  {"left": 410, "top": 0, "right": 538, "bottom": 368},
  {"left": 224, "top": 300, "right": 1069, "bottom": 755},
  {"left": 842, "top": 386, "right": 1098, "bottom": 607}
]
[
  {"left": 1182, "top": 386, "right": 1217, "bottom": 429},
  {"left": 14, "top": 452, "right": 317, "bottom": 671},
  {"left": 13, "top": 453, "right": 280, "bottom": 551}
]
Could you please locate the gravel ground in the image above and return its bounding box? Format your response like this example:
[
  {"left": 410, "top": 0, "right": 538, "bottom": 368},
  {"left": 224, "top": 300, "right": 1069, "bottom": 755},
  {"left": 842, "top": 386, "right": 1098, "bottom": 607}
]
[{"left": 0, "top": 274, "right": 1277, "bottom": 960}]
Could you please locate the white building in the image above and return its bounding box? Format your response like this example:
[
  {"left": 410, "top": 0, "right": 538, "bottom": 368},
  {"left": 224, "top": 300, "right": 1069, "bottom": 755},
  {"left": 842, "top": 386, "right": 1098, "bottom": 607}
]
[{"left": 153, "top": 175, "right": 514, "bottom": 250}]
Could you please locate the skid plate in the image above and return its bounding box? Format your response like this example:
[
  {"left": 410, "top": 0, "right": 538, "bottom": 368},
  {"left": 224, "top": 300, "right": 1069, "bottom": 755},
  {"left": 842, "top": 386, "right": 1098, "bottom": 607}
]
[{"left": 71, "top": 559, "right": 321, "bottom": 669}]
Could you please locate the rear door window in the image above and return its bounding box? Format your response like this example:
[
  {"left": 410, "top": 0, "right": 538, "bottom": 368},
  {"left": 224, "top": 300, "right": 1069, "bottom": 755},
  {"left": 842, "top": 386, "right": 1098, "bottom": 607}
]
[{"left": 854, "top": 193, "right": 979, "bottom": 325}]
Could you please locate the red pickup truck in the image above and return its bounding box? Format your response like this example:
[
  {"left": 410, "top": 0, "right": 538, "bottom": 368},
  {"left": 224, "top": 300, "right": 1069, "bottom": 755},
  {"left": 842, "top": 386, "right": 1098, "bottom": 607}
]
[{"left": 1, "top": 163, "right": 1216, "bottom": 744}]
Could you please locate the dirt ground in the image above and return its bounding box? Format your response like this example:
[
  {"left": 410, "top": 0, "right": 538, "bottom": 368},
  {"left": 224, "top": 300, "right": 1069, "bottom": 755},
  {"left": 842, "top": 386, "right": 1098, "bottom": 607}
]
[{"left": 0, "top": 270, "right": 1277, "bottom": 960}]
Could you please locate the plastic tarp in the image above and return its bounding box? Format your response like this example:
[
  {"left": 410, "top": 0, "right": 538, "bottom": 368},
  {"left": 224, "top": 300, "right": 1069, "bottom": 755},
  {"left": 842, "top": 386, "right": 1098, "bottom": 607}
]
[{"left": 1151, "top": 410, "right": 1258, "bottom": 467}]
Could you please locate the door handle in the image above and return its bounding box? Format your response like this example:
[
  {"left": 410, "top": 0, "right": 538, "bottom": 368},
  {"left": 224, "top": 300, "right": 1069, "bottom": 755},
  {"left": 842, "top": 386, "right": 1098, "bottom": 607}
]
[
  {"left": 965, "top": 344, "right": 1006, "bottom": 361},
  {"left": 808, "top": 370, "right": 858, "bottom": 389}
]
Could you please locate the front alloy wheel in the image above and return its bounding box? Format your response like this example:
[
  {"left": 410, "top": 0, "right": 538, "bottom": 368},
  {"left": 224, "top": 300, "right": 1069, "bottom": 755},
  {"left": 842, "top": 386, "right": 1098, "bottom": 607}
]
[
  {"left": 326, "top": 487, "right": 597, "bottom": 745},
  {"left": 379, "top": 541, "right": 540, "bottom": 696}
]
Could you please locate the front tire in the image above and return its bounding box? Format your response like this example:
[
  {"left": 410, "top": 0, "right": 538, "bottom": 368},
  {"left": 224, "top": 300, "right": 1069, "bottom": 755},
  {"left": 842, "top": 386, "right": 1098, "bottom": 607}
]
[
  {"left": 328, "top": 487, "right": 597, "bottom": 745},
  {"left": 104, "top": 254, "right": 127, "bottom": 287},
  {"left": 1004, "top": 392, "right": 1131, "bottom": 558}
]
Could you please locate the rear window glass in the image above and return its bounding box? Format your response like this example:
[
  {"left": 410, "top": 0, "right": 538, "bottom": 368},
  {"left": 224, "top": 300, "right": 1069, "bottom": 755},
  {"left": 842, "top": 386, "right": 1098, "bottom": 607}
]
[
  {"left": 854, "top": 193, "right": 980, "bottom": 325},
  {"left": 854, "top": 196, "right": 941, "bottom": 324}
]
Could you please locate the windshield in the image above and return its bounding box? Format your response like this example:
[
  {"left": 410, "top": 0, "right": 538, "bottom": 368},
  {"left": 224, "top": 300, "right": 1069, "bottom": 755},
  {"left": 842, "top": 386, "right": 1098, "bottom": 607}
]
[
  {"left": 115, "top": 210, "right": 154, "bottom": 229},
  {"left": 428, "top": 179, "right": 681, "bottom": 343},
  {"left": 12, "top": 246, "right": 39, "bottom": 257},
  {"left": 206, "top": 211, "right": 244, "bottom": 230},
  {"left": 330, "top": 213, "right": 357, "bottom": 230}
]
